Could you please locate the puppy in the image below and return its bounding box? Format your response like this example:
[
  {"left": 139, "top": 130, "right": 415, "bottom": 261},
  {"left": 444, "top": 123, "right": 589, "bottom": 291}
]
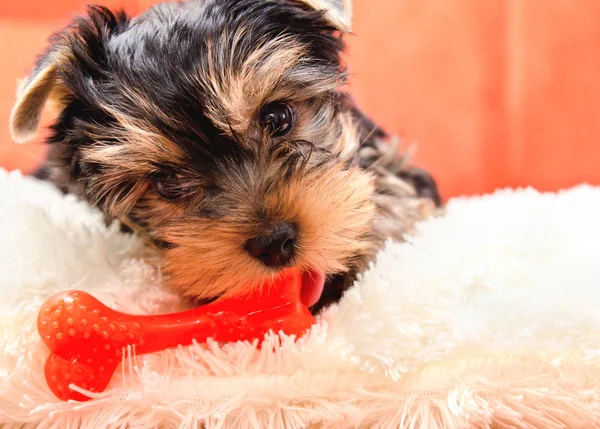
[{"left": 9, "top": 0, "right": 441, "bottom": 313}]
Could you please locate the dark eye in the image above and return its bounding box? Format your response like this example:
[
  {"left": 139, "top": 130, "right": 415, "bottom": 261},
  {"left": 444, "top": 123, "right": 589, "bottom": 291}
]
[
  {"left": 151, "top": 172, "right": 183, "bottom": 200},
  {"left": 260, "top": 102, "right": 294, "bottom": 137}
]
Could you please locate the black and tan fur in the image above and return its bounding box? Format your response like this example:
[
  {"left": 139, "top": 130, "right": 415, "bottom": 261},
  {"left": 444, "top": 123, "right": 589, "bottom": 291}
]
[{"left": 10, "top": 0, "right": 441, "bottom": 313}]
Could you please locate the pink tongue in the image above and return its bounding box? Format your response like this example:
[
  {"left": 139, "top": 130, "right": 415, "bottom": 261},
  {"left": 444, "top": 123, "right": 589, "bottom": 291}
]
[{"left": 300, "top": 271, "right": 325, "bottom": 308}]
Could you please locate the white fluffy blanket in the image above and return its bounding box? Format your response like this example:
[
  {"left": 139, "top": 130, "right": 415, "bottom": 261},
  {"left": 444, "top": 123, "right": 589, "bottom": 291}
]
[{"left": 1, "top": 168, "right": 600, "bottom": 429}]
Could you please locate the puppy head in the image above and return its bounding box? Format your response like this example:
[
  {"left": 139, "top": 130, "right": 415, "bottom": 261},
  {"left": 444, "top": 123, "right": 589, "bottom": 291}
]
[{"left": 10, "top": 0, "right": 376, "bottom": 306}]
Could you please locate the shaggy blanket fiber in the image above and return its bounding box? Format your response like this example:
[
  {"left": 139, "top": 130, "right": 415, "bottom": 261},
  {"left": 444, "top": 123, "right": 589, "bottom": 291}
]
[{"left": 1, "top": 168, "right": 600, "bottom": 429}]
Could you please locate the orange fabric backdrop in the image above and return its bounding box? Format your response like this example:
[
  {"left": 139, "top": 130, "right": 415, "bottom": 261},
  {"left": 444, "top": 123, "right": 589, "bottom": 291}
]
[{"left": 1, "top": 0, "right": 599, "bottom": 199}]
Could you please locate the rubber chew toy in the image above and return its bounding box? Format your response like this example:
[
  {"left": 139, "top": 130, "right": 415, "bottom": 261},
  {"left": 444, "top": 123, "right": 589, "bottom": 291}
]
[{"left": 37, "top": 269, "right": 315, "bottom": 402}]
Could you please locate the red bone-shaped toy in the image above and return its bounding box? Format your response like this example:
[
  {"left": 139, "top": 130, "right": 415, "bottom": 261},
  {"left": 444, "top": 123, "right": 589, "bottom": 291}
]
[{"left": 37, "top": 269, "right": 315, "bottom": 401}]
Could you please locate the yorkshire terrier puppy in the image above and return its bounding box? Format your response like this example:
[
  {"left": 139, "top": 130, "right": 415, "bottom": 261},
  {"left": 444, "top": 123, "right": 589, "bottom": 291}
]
[{"left": 10, "top": 0, "right": 441, "bottom": 313}]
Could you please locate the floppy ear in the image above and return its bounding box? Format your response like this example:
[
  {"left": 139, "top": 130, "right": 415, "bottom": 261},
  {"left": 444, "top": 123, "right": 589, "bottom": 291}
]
[
  {"left": 9, "top": 47, "right": 71, "bottom": 144},
  {"left": 298, "top": 0, "right": 352, "bottom": 32}
]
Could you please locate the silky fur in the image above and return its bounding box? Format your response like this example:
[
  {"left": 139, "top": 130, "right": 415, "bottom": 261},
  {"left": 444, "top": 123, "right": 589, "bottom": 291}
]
[{"left": 9, "top": 0, "right": 441, "bottom": 311}]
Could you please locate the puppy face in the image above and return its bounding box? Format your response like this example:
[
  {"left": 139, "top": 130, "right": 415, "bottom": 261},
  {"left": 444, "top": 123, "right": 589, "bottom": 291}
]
[{"left": 10, "top": 0, "right": 378, "bottom": 307}]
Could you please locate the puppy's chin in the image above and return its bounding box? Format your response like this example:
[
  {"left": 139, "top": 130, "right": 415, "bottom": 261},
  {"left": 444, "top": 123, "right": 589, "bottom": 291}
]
[{"left": 162, "top": 257, "right": 325, "bottom": 308}]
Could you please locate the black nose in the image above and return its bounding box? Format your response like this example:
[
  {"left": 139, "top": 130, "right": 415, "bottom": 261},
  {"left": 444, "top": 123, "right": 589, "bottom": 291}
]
[{"left": 245, "top": 222, "right": 297, "bottom": 267}]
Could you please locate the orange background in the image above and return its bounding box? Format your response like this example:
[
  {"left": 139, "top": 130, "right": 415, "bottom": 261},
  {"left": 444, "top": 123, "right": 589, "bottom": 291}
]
[{"left": 1, "top": 0, "right": 599, "bottom": 199}]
